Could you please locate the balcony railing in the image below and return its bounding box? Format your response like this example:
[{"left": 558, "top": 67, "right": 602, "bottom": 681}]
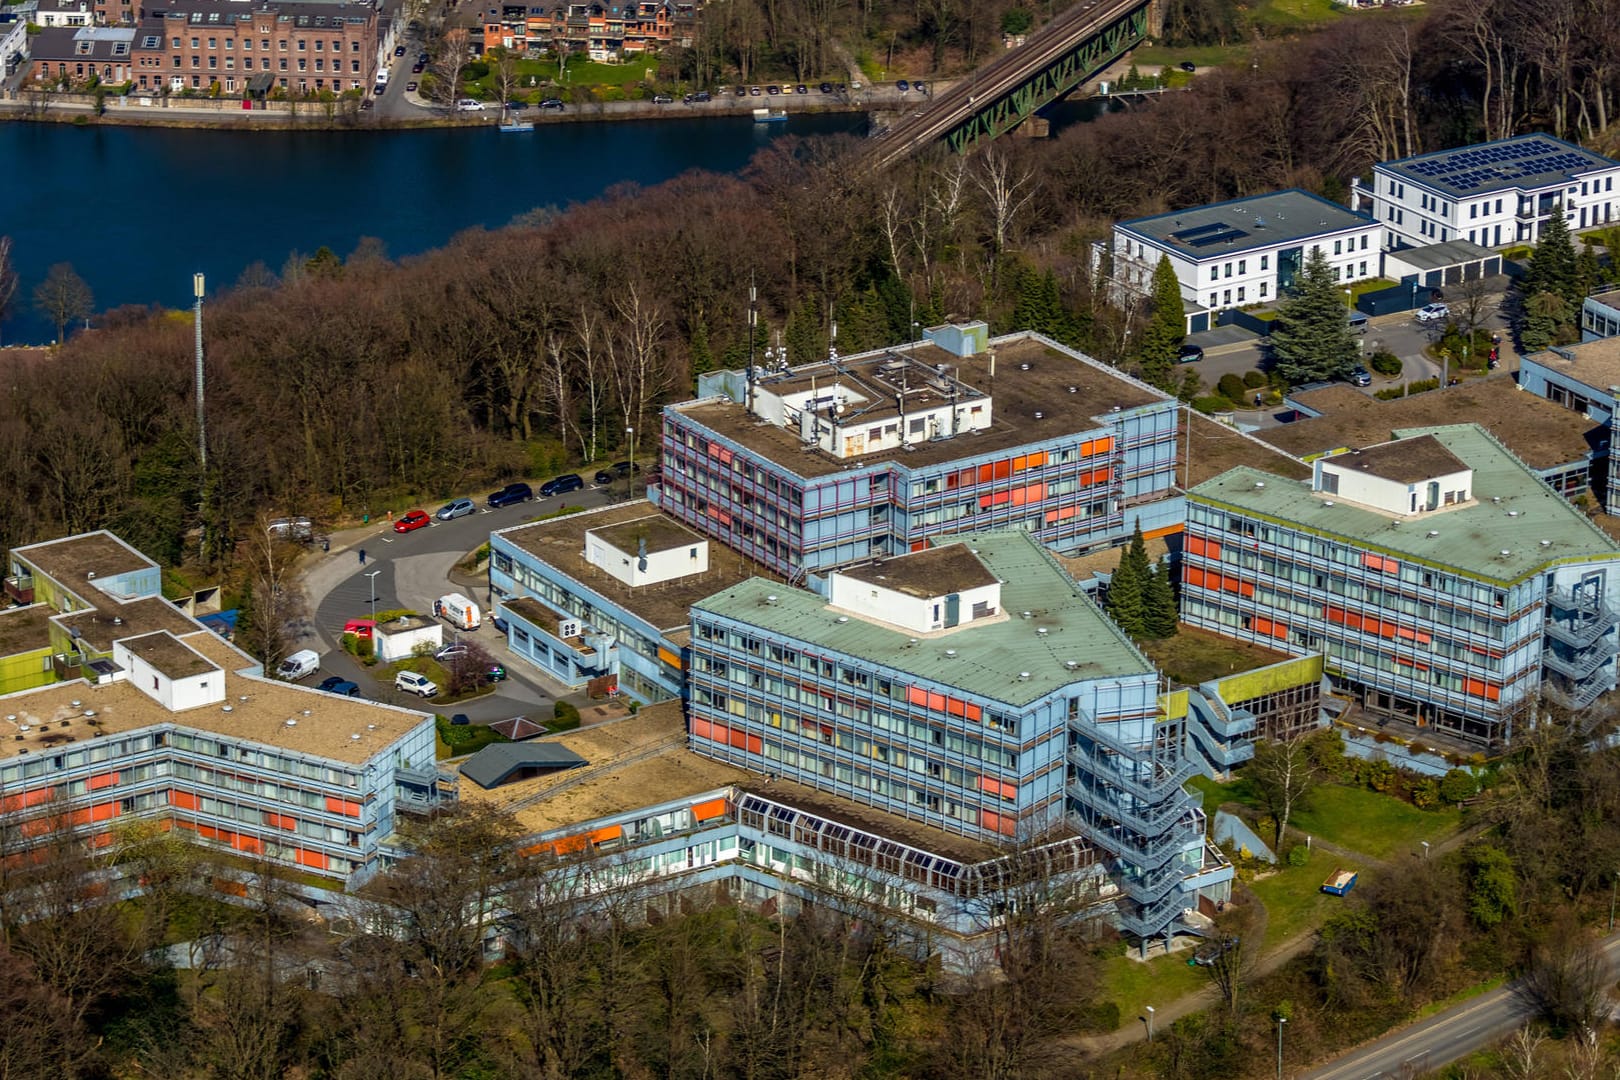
[
  {"left": 1543, "top": 675, "right": 1608, "bottom": 711},
  {"left": 3, "top": 573, "right": 33, "bottom": 605},
  {"left": 1066, "top": 745, "right": 1197, "bottom": 805}
]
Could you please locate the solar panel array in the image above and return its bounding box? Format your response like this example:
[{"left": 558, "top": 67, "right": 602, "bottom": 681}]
[
  {"left": 1170, "top": 222, "right": 1227, "bottom": 241},
  {"left": 1400, "top": 139, "right": 1599, "bottom": 193},
  {"left": 1187, "top": 228, "right": 1249, "bottom": 248}
]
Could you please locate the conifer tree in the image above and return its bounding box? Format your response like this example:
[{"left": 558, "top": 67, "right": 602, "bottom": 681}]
[
  {"left": 1144, "top": 557, "right": 1179, "bottom": 639},
  {"left": 1107, "top": 525, "right": 1153, "bottom": 637},
  {"left": 1268, "top": 249, "right": 1358, "bottom": 387},
  {"left": 1135, "top": 254, "right": 1185, "bottom": 391},
  {"left": 1523, "top": 206, "right": 1579, "bottom": 315}
]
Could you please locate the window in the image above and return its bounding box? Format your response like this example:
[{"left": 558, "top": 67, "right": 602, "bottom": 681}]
[
  {"left": 1237, "top": 286, "right": 1245, "bottom": 302},
  {"left": 1360, "top": 234, "right": 1368, "bottom": 250},
  {"left": 1237, "top": 259, "right": 1246, "bottom": 274},
  {"left": 1259, "top": 282, "right": 1268, "bottom": 298},
  {"left": 1334, "top": 239, "right": 1342, "bottom": 254},
  {"left": 1222, "top": 289, "right": 1231, "bottom": 305}
]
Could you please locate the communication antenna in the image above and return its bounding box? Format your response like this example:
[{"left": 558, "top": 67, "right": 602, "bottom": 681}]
[{"left": 747, "top": 270, "right": 758, "bottom": 412}]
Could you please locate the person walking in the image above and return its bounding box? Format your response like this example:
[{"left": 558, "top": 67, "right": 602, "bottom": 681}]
[{"left": 359, "top": 548, "right": 367, "bottom": 566}]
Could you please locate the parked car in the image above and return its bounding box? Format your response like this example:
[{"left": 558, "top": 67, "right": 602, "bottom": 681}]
[
  {"left": 317, "top": 676, "right": 347, "bottom": 693},
  {"left": 1347, "top": 364, "right": 1372, "bottom": 387},
  {"left": 1416, "top": 302, "right": 1450, "bottom": 323},
  {"left": 267, "top": 516, "right": 314, "bottom": 543},
  {"left": 406, "top": 81, "right": 418, "bottom": 92},
  {"left": 485, "top": 664, "right": 508, "bottom": 682},
  {"left": 394, "top": 508, "right": 432, "bottom": 532},
  {"left": 1190, "top": 937, "right": 1239, "bottom": 966},
  {"left": 394, "top": 44, "right": 407, "bottom": 56},
  {"left": 819, "top": 81, "right": 832, "bottom": 94},
  {"left": 1176, "top": 343, "right": 1205, "bottom": 364},
  {"left": 750, "top": 86, "right": 762, "bottom": 96},
  {"left": 506, "top": 100, "right": 528, "bottom": 110},
  {"left": 594, "top": 460, "right": 640, "bottom": 484},
  {"left": 325, "top": 680, "right": 361, "bottom": 697},
  {"left": 490, "top": 615, "right": 510, "bottom": 634},
  {"left": 360, "top": 98, "right": 375, "bottom": 110},
  {"left": 796, "top": 83, "right": 808, "bottom": 94},
  {"left": 394, "top": 670, "right": 439, "bottom": 698},
  {"left": 276, "top": 649, "right": 320, "bottom": 681},
  {"left": 540, "top": 473, "right": 585, "bottom": 497},
  {"left": 913, "top": 80, "right": 926, "bottom": 92},
  {"left": 540, "top": 98, "right": 564, "bottom": 109},
  {"left": 652, "top": 94, "right": 673, "bottom": 104},
  {"left": 436, "top": 498, "right": 476, "bottom": 521},
  {"left": 896, "top": 79, "right": 909, "bottom": 91},
  {"left": 488, "top": 482, "right": 534, "bottom": 508},
  {"left": 456, "top": 99, "right": 485, "bottom": 111},
  {"left": 435, "top": 643, "right": 469, "bottom": 662},
  {"left": 450, "top": 713, "right": 471, "bottom": 726},
  {"left": 411, "top": 63, "right": 424, "bottom": 73},
  {"left": 1180, "top": 60, "right": 1197, "bottom": 72},
  {"left": 393, "top": 509, "right": 431, "bottom": 533}
]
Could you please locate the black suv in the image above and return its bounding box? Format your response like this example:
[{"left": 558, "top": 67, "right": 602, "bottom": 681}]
[
  {"left": 540, "top": 473, "right": 585, "bottom": 498},
  {"left": 1177, "top": 343, "right": 1205, "bottom": 363},
  {"left": 488, "top": 482, "right": 534, "bottom": 508},
  {"left": 593, "top": 461, "right": 641, "bottom": 484}
]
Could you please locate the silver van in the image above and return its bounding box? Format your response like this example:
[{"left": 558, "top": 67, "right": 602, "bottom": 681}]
[
  {"left": 266, "top": 517, "right": 313, "bottom": 542},
  {"left": 1347, "top": 311, "right": 1370, "bottom": 334}
]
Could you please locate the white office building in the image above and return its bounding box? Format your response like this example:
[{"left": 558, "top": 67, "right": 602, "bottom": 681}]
[
  {"left": 1108, "top": 189, "right": 1383, "bottom": 334},
  {"left": 1370, "top": 134, "right": 1620, "bottom": 250}
]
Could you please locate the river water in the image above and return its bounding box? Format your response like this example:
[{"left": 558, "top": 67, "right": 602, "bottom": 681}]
[
  {"left": 0, "top": 97, "right": 1124, "bottom": 345},
  {"left": 0, "top": 111, "right": 866, "bottom": 344}
]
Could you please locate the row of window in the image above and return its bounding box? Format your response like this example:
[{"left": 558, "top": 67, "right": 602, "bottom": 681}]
[
  {"left": 160, "top": 55, "right": 360, "bottom": 71},
  {"left": 690, "top": 681, "right": 1025, "bottom": 768},
  {"left": 164, "top": 35, "right": 359, "bottom": 51}
]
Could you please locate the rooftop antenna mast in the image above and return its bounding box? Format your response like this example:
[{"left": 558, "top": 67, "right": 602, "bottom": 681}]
[{"left": 193, "top": 272, "right": 207, "bottom": 561}]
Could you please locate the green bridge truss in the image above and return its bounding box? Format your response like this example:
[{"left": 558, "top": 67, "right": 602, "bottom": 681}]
[{"left": 943, "top": 2, "right": 1150, "bottom": 154}]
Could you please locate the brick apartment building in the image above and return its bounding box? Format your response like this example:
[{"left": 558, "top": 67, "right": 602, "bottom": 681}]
[{"left": 128, "top": 0, "right": 378, "bottom": 95}]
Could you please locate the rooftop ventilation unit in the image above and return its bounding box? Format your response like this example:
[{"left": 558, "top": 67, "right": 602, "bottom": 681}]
[
  {"left": 351, "top": 733, "right": 362, "bottom": 741},
  {"left": 82, "top": 710, "right": 94, "bottom": 718},
  {"left": 1017, "top": 671, "right": 1031, "bottom": 681},
  {"left": 944, "top": 648, "right": 958, "bottom": 658},
  {"left": 1323, "top": 500, "right": 1335, "bottom": 507},
  {"left": 1020, "top": 611, "right": 1033, "bottom": 618},
  {"left": 1019, "top": 363, "right": 1032, "bottom": 371},
  {"left": 1068, "top": 386, "right": 1078, "bottom": 394},
  {"left": 1255, "top": 481, "right": 1266, "bottom": 489},
  {"left": 70, "top": 700, "right": 80, "bottom": 708},
  {"left": 1500, "top": 549, "right": 1511, "bottom": 557},
  {"left": 222, "top": 705, "right": 233, "bottom": 713},
  {"left": 285, "top": 718, "right": 298, "bottom": 727},
  {"left": 1064, "top": 660, "right": 1080, "bottom": 670},
  {"left": 1036, "top": 627, "right": 1048, "bottom": 636},
  {"left": 835, "top": 616, "right": 849, "bottom": 624},
  {"left": 765, "top": 594, "right": 779, "bottom": 605},
  {"left": 1427, "top": 530, "right": 1439, "bottom": 537},
  {"left": 1540, "top": 539, "right": 1552, "bottom": 547},
  {"left": 1507, "top": 511, "right": 1520, "bottom": 517}
]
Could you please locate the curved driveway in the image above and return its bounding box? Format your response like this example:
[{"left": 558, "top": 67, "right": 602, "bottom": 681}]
[{"left": 296, "top": 482, "right": 624, "bottom": 718}]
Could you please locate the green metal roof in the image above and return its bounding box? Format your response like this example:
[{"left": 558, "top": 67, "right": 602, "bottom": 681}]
[
  {"left": 693, "top": 532, "right": 1155, "bottom": 708},
  {"left": 1189, "top": 424, "right": 1620, "bottom": 585}
]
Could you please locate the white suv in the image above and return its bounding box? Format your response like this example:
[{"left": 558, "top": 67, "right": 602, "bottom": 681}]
[
  {"left": 456, "top": 99, "right": 485, "bottom": 111},
  {"left": 394, "top": 671, "right": 439, "bottom": 698},
  {"left": 1416, "top": 302, "right": 1450, "bottom": 323}
]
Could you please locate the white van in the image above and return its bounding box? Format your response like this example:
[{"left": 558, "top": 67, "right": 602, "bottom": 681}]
[
  {"left": 435, "top": 592, "right": 481, "bottom": 631},
  {"left": 456, "top": 99, "right": 485, "bottom": 111},
  {"left": 275, "top": 649, "right": 320, "bottom": 681}
]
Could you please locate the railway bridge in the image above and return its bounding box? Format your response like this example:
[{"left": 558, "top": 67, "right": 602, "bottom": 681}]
[{"left": 862, "top": 0, "right": 1155, "bottom": 171}]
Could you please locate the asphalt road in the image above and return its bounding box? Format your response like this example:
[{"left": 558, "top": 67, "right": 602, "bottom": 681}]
[
  {"left": 295, "top": 477, "right": 630, "bottom": 717},
  {"left": 1302, "top": 933, "right": 1620, "bottom": 1079}
]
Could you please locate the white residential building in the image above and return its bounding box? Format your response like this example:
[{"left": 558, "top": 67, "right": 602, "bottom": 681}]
[
  {"left": 1109, "top": 189, "right": 1383, "bottom": 334},
  {"left": 0, "top": 18, "right": 27, "bottom": 78},
  {"left": 1371, "top": 134, "right": 1620, "bottom": 250}
]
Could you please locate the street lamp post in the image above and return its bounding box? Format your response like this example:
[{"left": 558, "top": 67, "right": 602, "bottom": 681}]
[
  {"left": 366, "top": 569, "right": 382, "bottom": 623},
  {"left": 1144, "top": 1005, "right": 1155, "bottom": 1042},
  {"left": 1276, "top": 1016, "right": 1286, "bottom": 1080},
  {"left": 1421, "top": 840, "right": 1430, "bottom": 860}
]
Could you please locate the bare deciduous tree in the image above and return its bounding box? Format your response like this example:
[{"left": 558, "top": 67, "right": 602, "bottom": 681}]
[{"left": 33, "top": 262, "right": 93, "bottom": 345}]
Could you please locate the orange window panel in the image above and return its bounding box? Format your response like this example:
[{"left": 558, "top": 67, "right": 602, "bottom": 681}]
[
  {"left": 324, "top": 797, "right": 362, "bottom": 818},
  {"left": 87, "top": 771, "right": 120, "bottom": 791},
  {"left": 964, "top": 703, "right": 982, "bottom": 722},
  {"left": 2, "top": 787, "right": 57, "bottom": 813},
  {"left": 657, "top": 646, "right": 683, "bottom": 670},
  {"left": 691, "top": 717, "right": 713, "bottom": 740},
  {"left": 692, "top": 797, "right": 728, "bottom": 822},
  {"left": 907, "top": 686, "right": 929, "bottom": 707},
  {"left": 1143, "top": 523, "right": 1184, "bottom": 541},
  {"left": 728, "top": 727, "right": 750, "bottom": 749},
  {"left": 978, "top": 809, "right": 1018, "bottom": 836},
  {"left": 927, "top": 691, "right": 947, "bottom": 711},
  {"left": 264, "top": 812, "right": 298, "bottom": 831},
  {"left": 295, "top": 849, "right": 329, "bottom": 870},
  {"left": 911, "top": 541, "right": 928, "bottom": 552},
  {"left": 1186, "top": 567, "right": 1207, "bottom": 588},
  {"left": 1045, "top": 506, "right": 1079, "bottom": 524},
  {"left": 590, "top": 825, "right": 623, "bottom": 844},
  {"left": 747, "top": 734, "right": 763, "bottom": 754},
  {"left": 170, "top": 790, "right": 200, "bottom": 811}
]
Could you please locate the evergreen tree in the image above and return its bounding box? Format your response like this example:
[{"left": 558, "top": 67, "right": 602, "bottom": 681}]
[
  {"left": 1107, "top": 525, "right": 1153, "bottom": 637},
  {"left": 688, "top": 321, "right": 715, "bottom": 377},
  {"left": 1135, "top": 254, "right": 1185, "bottom": 391},
  {"left": 1577, "top": 241, "right": 1602, "bottom": 298},
  {"left": 1143, "top": 557, "right": 1179, "bottom": 639},
  {"left": 1523, "top": 206, "right": 1579, "bottom": 314},
  {"left": 1010, "top": 262, "right": 1058, "bottom": 336},
  {"left": 1268, "top": 249, "right": 1359, "bottom": 387},
  {"left": 1520, "top": 290, "right": 1571, "bottom": 352}
]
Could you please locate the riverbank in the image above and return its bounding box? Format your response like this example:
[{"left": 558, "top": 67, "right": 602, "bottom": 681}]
[{"left": 0, "top": 86, "right": 893, "bottom": 132}]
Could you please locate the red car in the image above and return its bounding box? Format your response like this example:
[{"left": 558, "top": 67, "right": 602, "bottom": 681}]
[{"left": 393, "top": 509, "right": 431, "bottom": 533}]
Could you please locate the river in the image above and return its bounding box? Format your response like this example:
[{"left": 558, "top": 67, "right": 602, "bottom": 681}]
[
  {"left": 0, "top": 111, "right": 866, "bottom": 344},
  {"left": 0, "top": 96, "right": 1126, "bottom": 345}
]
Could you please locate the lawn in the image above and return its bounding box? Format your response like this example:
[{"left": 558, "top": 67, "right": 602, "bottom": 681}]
[
  {"left": 464, "top": 56, "right": 661, "bottom": 100},
  {"left": 1098, "top": 945, "right": 1210, "bottom": 1031},
  {"left": 1131, "top": 44, "right": 1252, "bottom": 69},
  {"left": 1288, "top": 784, "right": 1461, "bottom": 860},
  {"left": 1248, "top": 847, "right": 1347, "bottom": 948},
  {"left": 1137, "top": 625, "right": 1292, "bottom": 687},
  {"left": 1248, "top": 0, "right": 1343, "bottom": 31},
  {"left": 434, "top": 715, "right": 510, "bottom": 760}
]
